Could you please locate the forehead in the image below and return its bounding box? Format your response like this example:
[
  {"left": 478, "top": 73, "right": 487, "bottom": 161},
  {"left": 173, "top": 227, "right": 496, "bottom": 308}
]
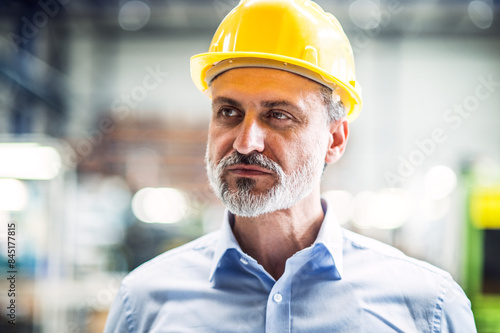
[{"left": 210, "top": 67, "right": 324, "bottom": 108}]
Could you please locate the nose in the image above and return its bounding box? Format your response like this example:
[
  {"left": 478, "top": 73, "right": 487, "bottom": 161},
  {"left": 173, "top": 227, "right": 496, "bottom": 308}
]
[{"left": 233, "top": 116, "right": 265, "bottom": 155}]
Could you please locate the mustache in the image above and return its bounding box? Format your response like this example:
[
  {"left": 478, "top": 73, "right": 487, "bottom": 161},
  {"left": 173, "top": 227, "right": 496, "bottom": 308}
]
[{"left": 217, "top": 152, "right": 282, "bottom": 175}]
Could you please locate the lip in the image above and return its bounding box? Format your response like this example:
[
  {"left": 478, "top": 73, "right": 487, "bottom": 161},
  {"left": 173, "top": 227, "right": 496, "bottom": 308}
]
[{"left": 226, "top": 164, "right": 273, "bottom": 176}]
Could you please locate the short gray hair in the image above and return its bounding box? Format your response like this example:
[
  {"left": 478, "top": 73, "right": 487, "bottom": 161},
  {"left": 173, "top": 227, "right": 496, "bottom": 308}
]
[{"left": 319, "top": 85, "right": 346, "bottom": 123}]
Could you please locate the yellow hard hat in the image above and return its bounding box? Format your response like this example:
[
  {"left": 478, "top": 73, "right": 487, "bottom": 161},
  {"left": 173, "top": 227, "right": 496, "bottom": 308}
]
[{"left": 190, "top": 0, "right": 363, "bottom": 122}]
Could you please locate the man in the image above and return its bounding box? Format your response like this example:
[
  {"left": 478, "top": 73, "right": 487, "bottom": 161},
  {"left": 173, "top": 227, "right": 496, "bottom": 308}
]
[{"left": 104, "top": 0, "right": 476, "bottom": 331}]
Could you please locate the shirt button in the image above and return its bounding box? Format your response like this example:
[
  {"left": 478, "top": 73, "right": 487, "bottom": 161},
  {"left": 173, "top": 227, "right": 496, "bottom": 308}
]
[
  {"left": 273, "top": 292, "right": 283, "bottom": 303},
  {"left": 239, "top": 257, "right": 248, "bottom": 265}
]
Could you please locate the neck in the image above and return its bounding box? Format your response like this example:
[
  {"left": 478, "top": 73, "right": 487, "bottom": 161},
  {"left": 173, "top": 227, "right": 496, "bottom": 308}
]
[{"left": 232, "top": 189, "right": 324, "bottom": 280}]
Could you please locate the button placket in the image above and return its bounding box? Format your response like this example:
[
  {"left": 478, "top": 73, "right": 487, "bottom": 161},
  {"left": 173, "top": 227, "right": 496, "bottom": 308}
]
[{"left": 265, "top": 277, "right": 292, "bottom": 332}]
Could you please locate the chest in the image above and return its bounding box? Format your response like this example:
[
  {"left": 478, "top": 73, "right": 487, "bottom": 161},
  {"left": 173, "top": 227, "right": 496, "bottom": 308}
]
[{"left": 145, "top": 278, "right": 432, "bottom": 333}]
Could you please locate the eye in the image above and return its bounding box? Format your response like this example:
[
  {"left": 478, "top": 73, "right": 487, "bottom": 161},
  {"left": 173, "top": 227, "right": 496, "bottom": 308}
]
[
  {"left": 220, "top": 108, "right": 240, "bottom": 117},
  {"left": 270, "top": 111, "right": 290, "bottom": 120}
]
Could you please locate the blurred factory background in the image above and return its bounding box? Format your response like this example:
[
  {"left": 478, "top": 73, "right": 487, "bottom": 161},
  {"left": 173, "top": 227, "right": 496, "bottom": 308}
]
[{"left": 0, "top": 0, "right": 499, "bottom": 332}]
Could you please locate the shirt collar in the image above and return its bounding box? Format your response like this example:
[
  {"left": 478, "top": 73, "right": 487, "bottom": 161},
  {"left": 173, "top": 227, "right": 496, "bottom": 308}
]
[
  {"left": 209, "top": 211, "right": 241, "bottom": 282},
  {"left": 208, "top": 197, "right": 344, "bottom": 282},
  {"left": 314, "top": 198, "right": 344, "bottom": 276}
]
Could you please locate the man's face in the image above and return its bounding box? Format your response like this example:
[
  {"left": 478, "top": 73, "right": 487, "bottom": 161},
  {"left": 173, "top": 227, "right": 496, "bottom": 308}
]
[{"left": 206, "top": 68, "right": 336, "bottom": 217}]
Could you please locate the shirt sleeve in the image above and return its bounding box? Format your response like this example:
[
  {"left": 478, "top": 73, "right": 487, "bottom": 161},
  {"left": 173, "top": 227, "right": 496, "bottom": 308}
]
[
  {"left": 103, "top": 285, "right": 132, "bottom": 333},
  {"left": 438, "top": 277, "right": 477, "bottom": 333}
]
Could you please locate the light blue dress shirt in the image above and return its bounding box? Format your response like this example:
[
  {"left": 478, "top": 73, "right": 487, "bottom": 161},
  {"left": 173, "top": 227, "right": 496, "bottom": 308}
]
[{"left": 104, "top": 199, "right": 476, "bottom": 332}]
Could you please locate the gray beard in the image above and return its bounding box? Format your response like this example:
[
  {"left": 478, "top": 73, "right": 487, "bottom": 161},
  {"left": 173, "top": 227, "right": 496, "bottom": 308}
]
[{"left": 206, "top": 149, "right": 322, "bottom": 217}]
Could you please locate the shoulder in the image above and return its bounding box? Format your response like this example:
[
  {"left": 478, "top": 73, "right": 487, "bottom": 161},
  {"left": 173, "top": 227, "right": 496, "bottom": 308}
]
[
  {"left": 106, "top": 231, "right": 221, "bottom": 332},
  {"left": 341, "top": 228, "right": 475, "bottom": 331},
  {"left": 342, "top": 227, "right": 451, "bottom": 279},
  {"left": 341, "top": 228, "right": 452, "bottom": 307}
]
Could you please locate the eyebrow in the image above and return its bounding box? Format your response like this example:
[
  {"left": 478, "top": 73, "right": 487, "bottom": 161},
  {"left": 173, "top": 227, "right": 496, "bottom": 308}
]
[
  {"left": 213, "top": 96, "right": 302, "bottom": 114},
  {"left": 212, "top": 96, "right": 243, "bottom": 109},
  {"left": 261, "top": 100, "right": 300, "bottom": 112}
]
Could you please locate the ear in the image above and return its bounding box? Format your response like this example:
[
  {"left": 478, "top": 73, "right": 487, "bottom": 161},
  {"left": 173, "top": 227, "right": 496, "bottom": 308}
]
[{"left": 325, "top": 118, "right": 349, "bottom": 164}]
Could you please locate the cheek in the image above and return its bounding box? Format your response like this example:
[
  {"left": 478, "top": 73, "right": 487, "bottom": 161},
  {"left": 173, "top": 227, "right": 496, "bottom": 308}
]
[
  {"left": 270, "top": 135, "right": 308, "bottom": 171},
  {"left": 207, "top": 127, "right": 234, "bottom": 162},
  {"left": 283, "top": 132, "right": 327, "bottom": 167}
]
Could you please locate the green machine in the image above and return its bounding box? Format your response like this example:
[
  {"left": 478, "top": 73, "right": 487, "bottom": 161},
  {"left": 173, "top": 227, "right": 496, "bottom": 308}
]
[{"left": 463, "top": 162, "right": 500, "bottom": 332}]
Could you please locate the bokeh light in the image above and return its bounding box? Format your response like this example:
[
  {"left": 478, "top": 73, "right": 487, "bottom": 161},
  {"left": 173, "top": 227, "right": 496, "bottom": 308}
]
[
  {"left": 0, "top": 179, "right": 28, "bottom": 211},
  {"left": 322, "top": 190, "right": 354, "bottom": 225},
  {"left": 353, "top": 189, "right": 414, "bottom": 230},
  {"left": 424, "top": 165, "right": 457, "bottom": 200},
  {"left": 468, "top": 0, "right": 494, "bottom": 29},
  {"left": 132, "top": 187, "right": 188, "bottom": 224},
  {"left": 119, "top": 1, "right": 151, "bottom": 31},
  {"left": 421, "top": 197, "right": 451, "bottom": 221},
  {"left": 352, "top": 191, "right": 375, "bottom": 229},
  {"left": 349, "top": 0, "right": 381, "bottom": 30},
  {"left": 0, "top": 143, "right": 61, "bottom": 180}
]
